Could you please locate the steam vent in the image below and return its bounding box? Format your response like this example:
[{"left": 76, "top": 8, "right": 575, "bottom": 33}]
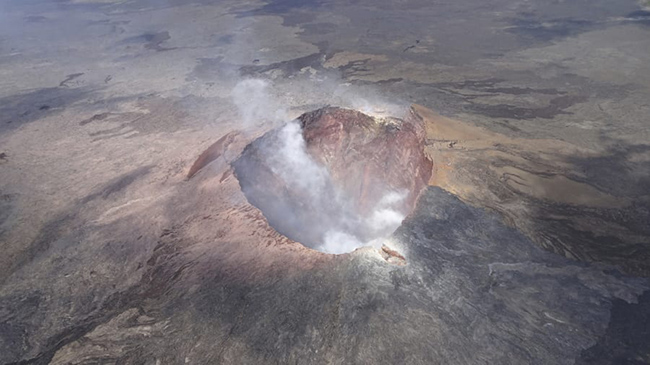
[{"left": 233, "top": 107, "right": 432, "bottom": 254}]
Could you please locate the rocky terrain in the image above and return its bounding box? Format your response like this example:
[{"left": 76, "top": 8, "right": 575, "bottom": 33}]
[{"left": 1, "top": 0, "right": 650, "bottom": 363}]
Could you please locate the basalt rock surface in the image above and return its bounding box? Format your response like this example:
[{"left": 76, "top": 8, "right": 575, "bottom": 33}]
[
  {"left": 1, "top": 105, "right": 649, "bottom": 365},
  {"left": 414, "top": 104, "right": 650, "bottom": 276}
]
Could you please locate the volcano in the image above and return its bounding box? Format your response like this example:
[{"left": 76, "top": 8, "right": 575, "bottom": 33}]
[
  {"left": 3, "top": 0, "right": 650, "bottom": 362},
  {"left": 232, "top": 107, "right": 432, "bottom": 253}
]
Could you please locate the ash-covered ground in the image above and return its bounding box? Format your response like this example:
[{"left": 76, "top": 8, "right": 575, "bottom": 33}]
[{"left": 1, "top": 0, "right": 650, "bottom": 364}]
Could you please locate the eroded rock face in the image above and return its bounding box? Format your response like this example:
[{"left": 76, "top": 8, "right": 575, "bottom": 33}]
[
  {"left": 299, "top": 107, "right": 432, "bottom": 215},
  {"left": 232, "top": 107, "right": 432, "bottom": 253}
]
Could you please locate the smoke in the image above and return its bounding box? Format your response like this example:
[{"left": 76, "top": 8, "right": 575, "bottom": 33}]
[
  {"left": 321, "top": 190, "right": 407, "bottom": 254},
  {"left": 268, "top": 121, "right": 330, "bottom": 196},
  {"left": 231, "top": 79, "right": 288, "bottom": 128},
  {"left": 231, "top": 78, "right": 411, "bottom": 254},
  {"left": 321, "top": 230, "right": 364, "bottom": 255},
  {"left": 269, "top": 121, "right": 407, "bottom": 254},
  {"left": 235, "top": 118, "right": 408, "bottom": 254},
  {"left": 230, "top": 73, "right": 407, "bottom": 130},
  {"left": 366, "top": 191, "right": 408, "bottom": 234}
]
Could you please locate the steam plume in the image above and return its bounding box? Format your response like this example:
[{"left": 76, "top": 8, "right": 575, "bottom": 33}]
[
  {"left": 232, "top": 82, "right": 407, "bottom": 253},
  {"left": 231, "top": 79, "right": 288, "bottom": 128}
]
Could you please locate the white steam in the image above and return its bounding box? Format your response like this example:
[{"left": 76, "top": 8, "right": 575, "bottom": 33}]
[
  {"left": 321, "top": 191, "right": 407, "bottom": 254},
  {"left": 321, "top": 230, "right": 364, "bottom": 255},
  {"left": 232, "top": 78, "right": 409, "bottom": 254},
  {"left": 269, "top": 121, "right": 329, "bottom": 196},
  {"left": 367, "top": 191, "right": 408, "bottom": 234},
  {"left": 263, "top": 121, "right": 407, "bottom": 254},
  {"left": 231, "top": 79, "right": 288, "bottom": 128}
]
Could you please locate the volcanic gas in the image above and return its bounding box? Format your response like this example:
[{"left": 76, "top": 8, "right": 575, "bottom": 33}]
[{"left": 232, "top": 107, "right": 432, "bottom": 254}]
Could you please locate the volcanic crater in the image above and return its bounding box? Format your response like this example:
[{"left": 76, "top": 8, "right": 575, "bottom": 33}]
[{"left": 228, "top": 107, "right": 433, "bottom": 255}]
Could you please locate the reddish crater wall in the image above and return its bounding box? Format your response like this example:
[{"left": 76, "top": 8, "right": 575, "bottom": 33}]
[
  {"left": 299, "top": 107, "right": 432, "bottom": 216},
  {"left": 233, "top": 107, "right": 433, "bottom": 251}
]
